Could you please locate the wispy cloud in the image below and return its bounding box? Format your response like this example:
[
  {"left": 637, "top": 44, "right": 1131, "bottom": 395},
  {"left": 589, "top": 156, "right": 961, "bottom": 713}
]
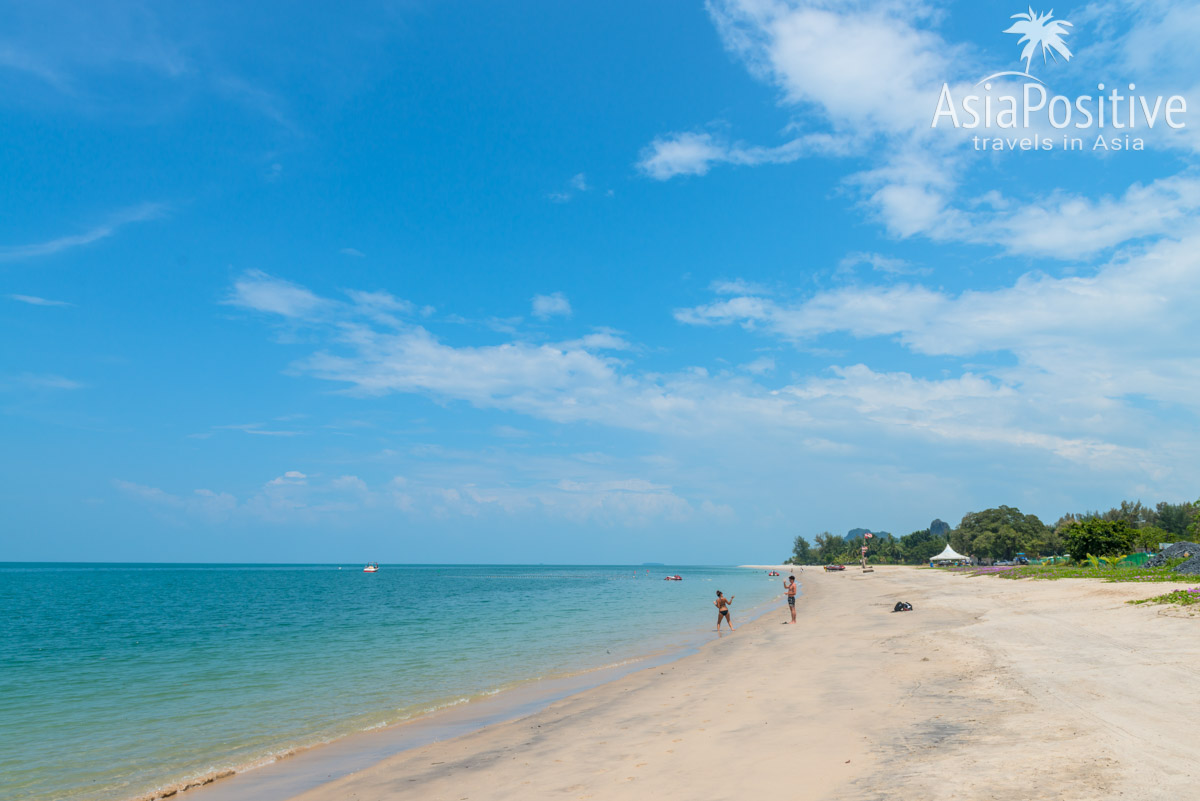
[
  {"left": 532, "top": 292, "right": 572, "bottom": 319},
  {"left": 837, "top": 252, "right": 928, "bottom": 277},
  {"left": 6, "top": 373, "right": 86, "bottom": 390},
  {"left": 224, "top": 270, "right": 331, "bottom": 319},
  {"left": 676, "top": 231, "right": 1200, "bottom": 442},
  {"left": 547, "top": 172, "right": 590, "bottom": 202},
  {"left": 0, "top": 44, "right": 72, "bottom": 90},
  {"left": 224, "top": 270, "right": 425, "bottom": 329},
  {"left": 740, "top": 356, "right": 775, "bottom": 375},
  {"left": 0, "top": 4, "right": 316, "bottom": 132},
  {"left": 0, "top": 203, "right": 165, "bottom": 262},
  {"left": 115, "top": 465, "right": 723, "bottom": 528},
  {"left": 114, "top": 480, "right": 236, "bottom": 523},
  {"left": 638, "top": 131, "right": 849, "bottom": 180},
  {"left": 7, "top": 294, "right": 74, "bottom": 307},
  {"left": 222, "top": 270, "right": 1198, "bottom": 489},
  {"left": 214, "top": 422, "right": 304, "bottom": 437}
]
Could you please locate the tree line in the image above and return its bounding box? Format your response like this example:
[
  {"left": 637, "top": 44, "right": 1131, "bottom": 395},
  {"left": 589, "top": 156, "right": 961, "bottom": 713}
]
[{"left": 788, "top": 498, "right": 1200, "bottom": 565}]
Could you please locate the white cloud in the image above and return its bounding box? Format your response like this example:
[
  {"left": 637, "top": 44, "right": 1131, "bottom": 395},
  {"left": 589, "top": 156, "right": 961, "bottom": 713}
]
[
  {"left": 675, "top": 229, "right": 1200, "bottom": 474},
  {"left": 331, "top": 475, "right": 368, "bottom": 493},
  {"left": 215, "top": 423, "right": 304, "bottom": 437},
  {"left": 964, "top": 174, "right": 1200, "bottom": 259},
  {"left": 6, "top": 373, "right": 86, "bottom": 390},
  {"left": 225, "top": 267, "right": 1200, "bottom": 501},
  {"left": 548, "top": 172, "right": 591, "bottom": 202},
  {"left": 741, "top": 356, "right": 776, "bottom": 375},
  {"left": 556, "top": 331, "right": 632, "bottom": 351},
  {"left": 714, "top": 0, "right": 953, "bottom": 132},
  {"left": 226, "top": 271, "right": 430, "bottom": 330},
  {"left": 116, "top": 465, "right": 719, "bottom": 528},
  {"left": 0, "top": 44, "right": 71, "bottom": 90},
  {"left": 788, "top": 364, "right": 1149, "bottom": 467},
  {"left": 642, "top": 1, "right": 1200, "bottom": 258},
  {"left": 532, "top": 292, "right": 572, "bottom": 319},
  {"left": 225, "top": 270, "right": 330, "bottom": 318},
  {"left": 837, "top": 251, "right": 926, "bottom": 276},
  {"left": 492, "top": 425, "right": 530, "bottom": 438},
  {"left": 0, "top": 204, "right": 165, "bottom": 262},
  {"left": 637, "top": 130, "right": 847, "bottom": 180},
  {"left": 712, "top": 278, "right": 770, "bottom": 295},
  {"left": 114, "top": 480, "right": 237, "bottom": 522},
  {"left": 637, "top": 131, "right": 738, "bottom": 180},
  {"left": 268, "top": 470, "right": 308, "bottom": 485},
  {"left": 340, "top": 247, "right": 366, "bottom": 258},
  {"left": 7, "top": 294, "right": 74, "bottom": 307}
]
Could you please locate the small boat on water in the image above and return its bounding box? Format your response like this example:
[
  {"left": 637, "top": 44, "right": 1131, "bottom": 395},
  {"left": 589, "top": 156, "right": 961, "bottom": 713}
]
[
  {"left": 363, "top": 562, "right": 379, "bottom": 573},
  {"left": 664, "top": 574, "right": 683, "bottom": 581},
  {"left": 767, "top": 571, "right": 780, "bottom": 576}
]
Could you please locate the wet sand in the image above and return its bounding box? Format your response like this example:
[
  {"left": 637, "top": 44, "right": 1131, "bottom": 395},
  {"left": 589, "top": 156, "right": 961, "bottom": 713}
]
[{"left": 265, "top": 565, "right": 1198, "bottom": 801}]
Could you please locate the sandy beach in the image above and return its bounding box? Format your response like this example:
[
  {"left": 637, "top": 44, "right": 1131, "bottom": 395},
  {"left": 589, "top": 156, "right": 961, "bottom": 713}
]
[{"left": 213, "top": 565, "right": 1197, "bottom": 801}]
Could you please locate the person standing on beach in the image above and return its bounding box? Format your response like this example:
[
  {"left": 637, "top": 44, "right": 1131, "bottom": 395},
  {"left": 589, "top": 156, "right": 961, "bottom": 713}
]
[
  {"left": 714, "top": 590, "right": 735, "bottom": 631},
  {"left": 784, "top": 575, "right": 797, "bottom": 624}
]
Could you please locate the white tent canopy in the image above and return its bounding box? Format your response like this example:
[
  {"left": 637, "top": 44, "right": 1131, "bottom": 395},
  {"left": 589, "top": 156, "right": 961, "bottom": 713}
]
[{"left": 930, "top": 544, "right": 967, "bottom": 562}]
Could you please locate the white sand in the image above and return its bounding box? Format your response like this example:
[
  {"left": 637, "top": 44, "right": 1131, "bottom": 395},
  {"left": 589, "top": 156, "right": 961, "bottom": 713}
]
[{"left": 270, "top": 566, "right": 1200, "bottom": 801}]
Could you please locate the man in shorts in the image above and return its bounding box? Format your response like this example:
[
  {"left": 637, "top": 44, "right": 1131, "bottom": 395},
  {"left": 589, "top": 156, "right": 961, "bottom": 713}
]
[{"left": 784, "top": 574, "right": 797, "bottom": 623}]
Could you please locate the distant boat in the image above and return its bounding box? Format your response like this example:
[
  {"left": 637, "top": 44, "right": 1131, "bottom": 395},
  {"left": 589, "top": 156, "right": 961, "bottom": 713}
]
[
  {"left": 363, "top": 562, "right": 379, "bottom": 573},
  {"left": 664, "top": 574, "right": 683, "bottom": 581}
]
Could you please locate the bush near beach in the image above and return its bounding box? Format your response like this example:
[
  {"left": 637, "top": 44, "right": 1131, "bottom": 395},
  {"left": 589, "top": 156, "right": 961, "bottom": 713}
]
[
  {"left": 790, "top": 498, "right": 1200, "bottom": 605},
  {"left": 787, "top": 498, "right": 1200, "bottom": 569}
]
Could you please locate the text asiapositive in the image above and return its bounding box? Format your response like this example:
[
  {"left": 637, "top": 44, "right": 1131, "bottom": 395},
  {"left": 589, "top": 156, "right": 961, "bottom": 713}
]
[{"left": 932, "top": 83, "right": 1187, "bottom": 131}]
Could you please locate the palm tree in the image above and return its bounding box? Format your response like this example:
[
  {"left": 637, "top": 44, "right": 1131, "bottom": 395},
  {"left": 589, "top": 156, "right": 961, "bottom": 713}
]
[{"left": 1004, "top": 8, "right": 1073, "bottom": 76}]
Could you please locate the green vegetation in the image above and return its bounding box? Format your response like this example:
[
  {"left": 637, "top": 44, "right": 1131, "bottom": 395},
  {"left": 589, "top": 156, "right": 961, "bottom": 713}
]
[
  {"left": 1054, "top": 499, "right": 1199, "bottom": 541},
  {"left": 1132, "top": 525, "right": 1171, "bottom": 552},
  {"left": 786, "top": 527, "right": 949, "bottom": 565},
  {"left": 942, "top": 562, "right": 1187, "bottom": 583},
  {"left": 1128, "top": 588, "right": 1200, "bottom": 606},
  {"left": 950, "top": 506, "right": 1051, "bottom": 561},
  {"left": 785, "top": 497, "right": 1200, "bottom": 567},
  {"left": 1063, "top": 519, "right": 1135, "bottom": 562},
  {"left": 790, "top": 535, "right": 814, "bottom": 564}
]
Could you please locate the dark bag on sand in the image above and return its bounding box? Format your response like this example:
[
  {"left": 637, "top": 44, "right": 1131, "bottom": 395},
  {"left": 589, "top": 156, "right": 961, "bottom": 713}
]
[{"left": 893, "top": 601, "right": 913, "bottom": 612}]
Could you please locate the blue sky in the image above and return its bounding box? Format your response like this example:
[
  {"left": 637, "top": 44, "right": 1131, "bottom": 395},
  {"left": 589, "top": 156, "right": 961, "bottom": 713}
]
[{"left": 3, "top": 0, "right": 1199, "bottom": 563}]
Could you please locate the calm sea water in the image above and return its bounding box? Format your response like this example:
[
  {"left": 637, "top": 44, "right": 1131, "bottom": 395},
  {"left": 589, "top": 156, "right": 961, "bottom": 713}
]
[{"left": 0, "top": 564, "right": 791, "bottom": 801}]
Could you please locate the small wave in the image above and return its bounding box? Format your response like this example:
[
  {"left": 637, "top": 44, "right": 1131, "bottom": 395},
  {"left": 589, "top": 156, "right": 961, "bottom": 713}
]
[
  {"left": 122, "top": 742, "right": 332, "bottom": 801},
  {"left": 126, "top": 768, "right": 236, "bottom": 801}
]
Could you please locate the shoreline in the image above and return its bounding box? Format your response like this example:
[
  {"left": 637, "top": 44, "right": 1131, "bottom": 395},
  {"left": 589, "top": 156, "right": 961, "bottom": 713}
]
[
  {"left": 277, "top": 566, "right": 1196, "bottom": 801},
  {"left": 149, "top": 569, "right": 794, "bottom": 801}
]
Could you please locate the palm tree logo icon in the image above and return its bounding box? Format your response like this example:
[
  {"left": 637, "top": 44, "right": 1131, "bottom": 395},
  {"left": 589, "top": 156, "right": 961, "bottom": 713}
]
[{"left": 979, "top": 7, "right": 1073, "bottom": 85}]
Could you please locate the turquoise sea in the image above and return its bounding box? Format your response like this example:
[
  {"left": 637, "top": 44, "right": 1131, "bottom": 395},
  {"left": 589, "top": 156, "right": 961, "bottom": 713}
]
[{"left": 0, "top": 564, "right": 792, "bottom": 801}]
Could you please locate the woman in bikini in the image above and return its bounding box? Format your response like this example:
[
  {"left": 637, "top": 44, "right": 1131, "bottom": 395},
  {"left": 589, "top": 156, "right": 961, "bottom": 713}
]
[{"left": 714, "top": 590, "right": 735, "bottom": 631}]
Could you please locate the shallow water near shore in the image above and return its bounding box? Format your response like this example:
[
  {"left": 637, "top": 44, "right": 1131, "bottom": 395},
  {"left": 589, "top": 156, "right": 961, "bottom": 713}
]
[{"left": 0, "top": 563, "right": 791, "bottom": 801}]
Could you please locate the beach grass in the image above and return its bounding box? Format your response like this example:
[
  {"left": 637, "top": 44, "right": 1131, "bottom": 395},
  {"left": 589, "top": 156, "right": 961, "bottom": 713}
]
[
  {"left": 1127, "top": 587, "right": 1200, "bottom": 606},
  {"left": 938, "top": 563, "right": 1193, "bottom": 583}
]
